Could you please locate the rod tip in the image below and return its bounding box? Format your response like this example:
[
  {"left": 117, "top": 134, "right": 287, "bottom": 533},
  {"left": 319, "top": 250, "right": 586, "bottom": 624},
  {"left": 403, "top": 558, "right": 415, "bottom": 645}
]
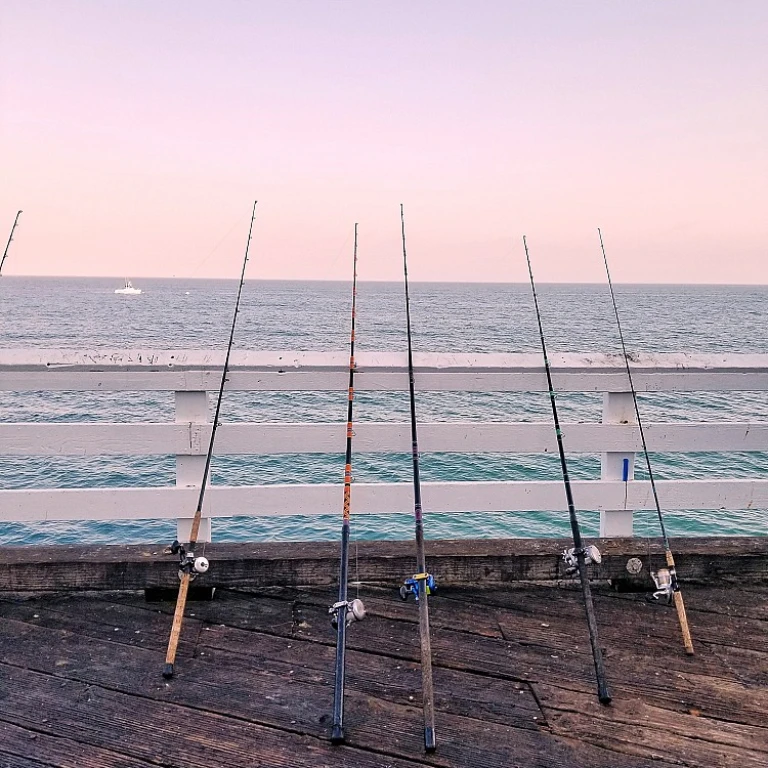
[
  {"left": 162, "top": 663, "right": 175, "bottom": 679},
  {"left": 330, "top": 725, "right": 345, "bottom": 744}
]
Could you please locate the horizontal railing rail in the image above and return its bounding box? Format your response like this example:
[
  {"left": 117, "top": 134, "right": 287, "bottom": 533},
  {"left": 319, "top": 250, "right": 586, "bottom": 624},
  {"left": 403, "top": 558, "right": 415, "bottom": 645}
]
[
  {"left": 1, "top": 350, "right": 766, "bottom": 540},
  {"left": 1, "top": 422, "right": 767, "bottom": 456},
  {"left": 3, "top": 480, "right": 768, "bottom": 521},
  {"left": 1, "top": 350, "right": 767, "bottom": 391}
]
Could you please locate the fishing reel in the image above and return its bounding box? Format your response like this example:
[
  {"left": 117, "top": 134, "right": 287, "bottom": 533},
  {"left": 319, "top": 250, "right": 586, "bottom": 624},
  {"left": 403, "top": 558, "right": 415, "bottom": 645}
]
[
  {"left": 166, "top": 540, "right": 210, "bottom": 580},
  {"left": 651, "top": 567, "right": 674, "bottom": 602},
  {"left": 399, "top": 572, "right": 436, "bottom": 602},
  {"left": 561, "top": 545, "right": 602, "bottom": 577},
  {"left": 329, "top": 599, "right": 366, "bottom": 629}
]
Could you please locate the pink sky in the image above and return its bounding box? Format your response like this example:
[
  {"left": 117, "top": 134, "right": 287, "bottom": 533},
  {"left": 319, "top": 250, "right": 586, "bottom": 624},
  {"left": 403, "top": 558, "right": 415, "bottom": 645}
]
[{"left": 1, "top": 1, "right": 766, "bottom": 283}]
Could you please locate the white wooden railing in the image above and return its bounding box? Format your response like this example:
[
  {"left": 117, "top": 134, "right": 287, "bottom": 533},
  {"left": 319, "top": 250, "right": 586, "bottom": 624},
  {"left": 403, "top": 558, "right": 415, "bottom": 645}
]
[{"left": 1, "top": 350, "right": 767, "bottom": 541}]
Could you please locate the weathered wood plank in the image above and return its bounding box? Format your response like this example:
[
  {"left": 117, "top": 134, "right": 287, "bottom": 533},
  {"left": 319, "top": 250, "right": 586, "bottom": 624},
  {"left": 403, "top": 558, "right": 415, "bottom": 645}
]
[
  {"left": 439, "top": 585, "right": 768, "bottom": 656},
  {"left": 0, "top": 663, "right": 435, "bottom": 768},
  {"left": 212, "top": 587, "right": 768, "bottom": 728},
  {"left": 668, "top": 584, "right": 768, "bottom": 621},
  {"left": 0, "top": 633, "right": 668, "bottom": 768},
  {"left": 0, "top": 600, "right": 541, "bottom": 732},
  {"left": 0, "top": 537, "right": 766, "bottom": 591},
  {"left": 5, "top": 349, "right": 767, "bottom": 371},
  {"left": 0, "top": 719, "right": 161, "bottom": 768},
  {"left": 1, "top": 583, "right": 762, "bottom": 767},
  {"left": 1, "top": 350, "right": 766, "bottom": 392},
  {"left": 0, "top": 751, "right": 57, "bottom": 768},
  {"left": 22, "top": 584, "right": 768, "bottom": 740},
  {"left": 537, "top": 684, "right": 768, "bottom": 768}
]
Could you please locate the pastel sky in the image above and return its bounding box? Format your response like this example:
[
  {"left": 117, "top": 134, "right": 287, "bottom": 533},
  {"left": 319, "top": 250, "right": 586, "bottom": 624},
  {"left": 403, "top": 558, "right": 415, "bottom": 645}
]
[{"left": 1, "top": 1, "right": 766, "bottom": 283}]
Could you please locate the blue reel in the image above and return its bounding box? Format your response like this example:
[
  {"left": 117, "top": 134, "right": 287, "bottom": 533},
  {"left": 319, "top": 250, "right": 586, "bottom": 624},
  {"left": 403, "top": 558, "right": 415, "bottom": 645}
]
[{"left": 399, "top": 572, "right": 436, "bottom": 601}]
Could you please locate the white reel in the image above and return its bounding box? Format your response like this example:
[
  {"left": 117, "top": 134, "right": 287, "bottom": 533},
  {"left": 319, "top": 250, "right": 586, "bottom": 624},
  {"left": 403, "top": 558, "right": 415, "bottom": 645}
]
[
  {"left": 329, "top": 598, "right": 366, "bottom": 628},
  {"left": 193, "top": 556, "right": 210, "bottom": 574},
  {"left": 347, "top": 598, "right": 366, "bottom": 623},
  {"left": 562, "top": 544, "right": 602, "bottom": 576},
  {"left": 651, "top": 567, "right": 673, "bottom": 601}
]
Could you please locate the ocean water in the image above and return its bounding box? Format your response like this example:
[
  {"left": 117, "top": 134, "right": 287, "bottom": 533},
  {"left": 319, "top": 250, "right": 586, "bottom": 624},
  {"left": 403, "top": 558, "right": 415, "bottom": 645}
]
[{"left": 0, "top": 277, "right": 766, "bottom": 545}]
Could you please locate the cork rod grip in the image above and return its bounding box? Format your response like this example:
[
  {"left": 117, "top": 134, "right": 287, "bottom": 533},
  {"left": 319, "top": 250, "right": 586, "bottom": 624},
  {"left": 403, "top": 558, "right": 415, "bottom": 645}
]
[
  {"left": 666, "top": 550, "right": 694, "bottom": 656},
  {"left": 163, "top": 573, "right": 191, "bottom": 677},
  {"left": 673, "top": 590, "right": 695, "bottom": 656}
]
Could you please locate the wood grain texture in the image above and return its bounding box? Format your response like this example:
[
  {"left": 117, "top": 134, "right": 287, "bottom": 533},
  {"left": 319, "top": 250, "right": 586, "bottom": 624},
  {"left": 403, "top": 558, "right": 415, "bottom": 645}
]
[
  {"left": 1, "top": 580, "right": 764, "bottom": 767},
  {"left": 0, "top": 537, "right": 766, "bottom": 591}
]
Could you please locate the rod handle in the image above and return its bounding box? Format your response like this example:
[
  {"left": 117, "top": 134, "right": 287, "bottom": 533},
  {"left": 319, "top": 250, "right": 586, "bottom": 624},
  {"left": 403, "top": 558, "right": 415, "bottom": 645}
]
[
  {"left": 673, "top": 590, "right": 695, "bottom": 655},
  {"left": 665, "top": 551, "right": 695, "bottom": 655},
  {"left": 163, "top": 572, "right": 191, "bottom": 676},
  {"left": 418, "top": 588, "right": 437, "bottom": 752}
]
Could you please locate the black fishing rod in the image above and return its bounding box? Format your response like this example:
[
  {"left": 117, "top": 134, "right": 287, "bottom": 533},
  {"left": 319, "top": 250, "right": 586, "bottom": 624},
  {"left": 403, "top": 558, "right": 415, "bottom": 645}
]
[
  {"left": 523, "top": 236, "right": 612, "bottom": 705},
  {"left": 399, "top": 204, "right": 437, "bottom": 752},
  {"left": 1, "top": 211, "right": 23, "bottom": 276},
  {"left": 163, "top": 200, "right": 257, "bottom": 679},
  {"left": 329, "top": 224, "right": 366, "bottom": 744},
  {"left": 597, "top": 228, "right": 694, "bottom": 655}
]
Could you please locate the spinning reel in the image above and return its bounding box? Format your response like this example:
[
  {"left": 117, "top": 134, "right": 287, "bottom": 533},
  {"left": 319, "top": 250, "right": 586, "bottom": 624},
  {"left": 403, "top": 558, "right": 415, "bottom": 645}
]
[
  {"left": 399, "top": 572, "right": 436, "bottom": 602},
  {"left": 329, "top": 598, "right": 366, "bottom": 629},
  {"left": 651, "top": 567, "right": 674, "bottom": 602},
  {"left": 166, "top": 540, "right": 209, "bottom": 581},
  {"left": 561, "top": 544, "right": 602, "bottom": 577}
]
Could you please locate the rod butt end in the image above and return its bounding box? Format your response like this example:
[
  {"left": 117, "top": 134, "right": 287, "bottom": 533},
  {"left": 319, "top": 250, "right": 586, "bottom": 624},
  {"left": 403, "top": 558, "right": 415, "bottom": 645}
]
[
  {"left": 599, "top": 692, "right": 612, "bottom": 706},
  {"left": 162, "top": 663, "right": 175, "bottom": 679},
  {"left": 330, "top": 725, "right": 345, "bottom": 745},
  {"left": 424, "top": 727, "right": 436, "bottom": 752}
]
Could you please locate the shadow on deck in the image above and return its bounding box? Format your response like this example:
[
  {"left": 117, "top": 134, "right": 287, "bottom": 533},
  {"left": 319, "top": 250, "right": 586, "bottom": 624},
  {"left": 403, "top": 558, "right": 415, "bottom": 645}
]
[{"left": 0, "top": 577, "right": 766, "bottom": 767}]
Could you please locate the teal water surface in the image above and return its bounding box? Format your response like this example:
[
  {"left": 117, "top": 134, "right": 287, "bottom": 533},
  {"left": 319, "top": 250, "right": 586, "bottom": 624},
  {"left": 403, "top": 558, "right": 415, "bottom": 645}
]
[{"left": 0, "top": 277, "right": 766, "bottom": 544}]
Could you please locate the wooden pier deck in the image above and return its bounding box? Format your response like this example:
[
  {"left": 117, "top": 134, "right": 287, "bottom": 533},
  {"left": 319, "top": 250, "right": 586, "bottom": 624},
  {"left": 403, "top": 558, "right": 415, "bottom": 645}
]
[{"left": 0, "top": 540, "right": 766, "bottom": 767}]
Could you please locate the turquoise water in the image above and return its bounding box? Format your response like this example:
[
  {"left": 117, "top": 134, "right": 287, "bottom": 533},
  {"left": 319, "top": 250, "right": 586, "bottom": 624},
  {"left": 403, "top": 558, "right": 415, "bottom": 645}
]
[{"left": 0, "top": 277, "right": 766, "bottom": 544}]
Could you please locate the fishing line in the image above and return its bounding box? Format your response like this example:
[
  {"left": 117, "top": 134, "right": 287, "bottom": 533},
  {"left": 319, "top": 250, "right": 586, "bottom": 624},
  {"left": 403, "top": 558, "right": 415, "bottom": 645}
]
[
  {"left": 161, "top": 200, "right": 258, "bottom": 679},
  {"left": 186, "top": 212, "right": 250, "bottom": 278},
  {"left": 597, "top": 228, "right": 694, "bottom": 655}
]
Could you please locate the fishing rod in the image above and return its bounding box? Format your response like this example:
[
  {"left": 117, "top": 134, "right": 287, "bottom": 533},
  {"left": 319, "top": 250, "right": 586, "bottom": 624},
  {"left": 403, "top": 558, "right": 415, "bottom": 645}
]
[
  {"left": 1, "top": 211, "right": 23, "bottom": 276},
  {"left": 597, "top": 228, "right": 694, "bottom": 655},
  {"left": 398, "top": 204, "right": 437, "bottom": 752},
  {"left": 329, "top": 224, "right": 366, "bottom": 745},
  {"left": 523, "top": 236, "right": 612, "bottom": 705},
  {"left": 162, "top": 199, "right": 257, "bottom": 679}
]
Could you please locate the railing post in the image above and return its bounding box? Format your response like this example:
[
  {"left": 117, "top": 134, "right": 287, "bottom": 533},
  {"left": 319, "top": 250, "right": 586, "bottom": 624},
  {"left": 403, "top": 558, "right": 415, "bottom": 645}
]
[
  {"left": 600, "top": 391, "right": 636, "bottom": 537},
  {"left": 175, "top": 390, "right": 211, "bottom": 543}
]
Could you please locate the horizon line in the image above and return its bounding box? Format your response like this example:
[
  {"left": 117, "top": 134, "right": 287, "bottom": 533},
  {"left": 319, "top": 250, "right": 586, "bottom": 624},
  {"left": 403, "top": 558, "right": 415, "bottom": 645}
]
[{"left": 1, "top": 274, "right": 767, "bottom": 288}]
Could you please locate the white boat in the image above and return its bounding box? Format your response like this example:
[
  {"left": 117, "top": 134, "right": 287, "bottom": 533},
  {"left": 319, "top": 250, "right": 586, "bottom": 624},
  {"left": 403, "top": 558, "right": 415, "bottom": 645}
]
[{"left": 115, "top": 279, "right": 142, "bottom": 295}]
